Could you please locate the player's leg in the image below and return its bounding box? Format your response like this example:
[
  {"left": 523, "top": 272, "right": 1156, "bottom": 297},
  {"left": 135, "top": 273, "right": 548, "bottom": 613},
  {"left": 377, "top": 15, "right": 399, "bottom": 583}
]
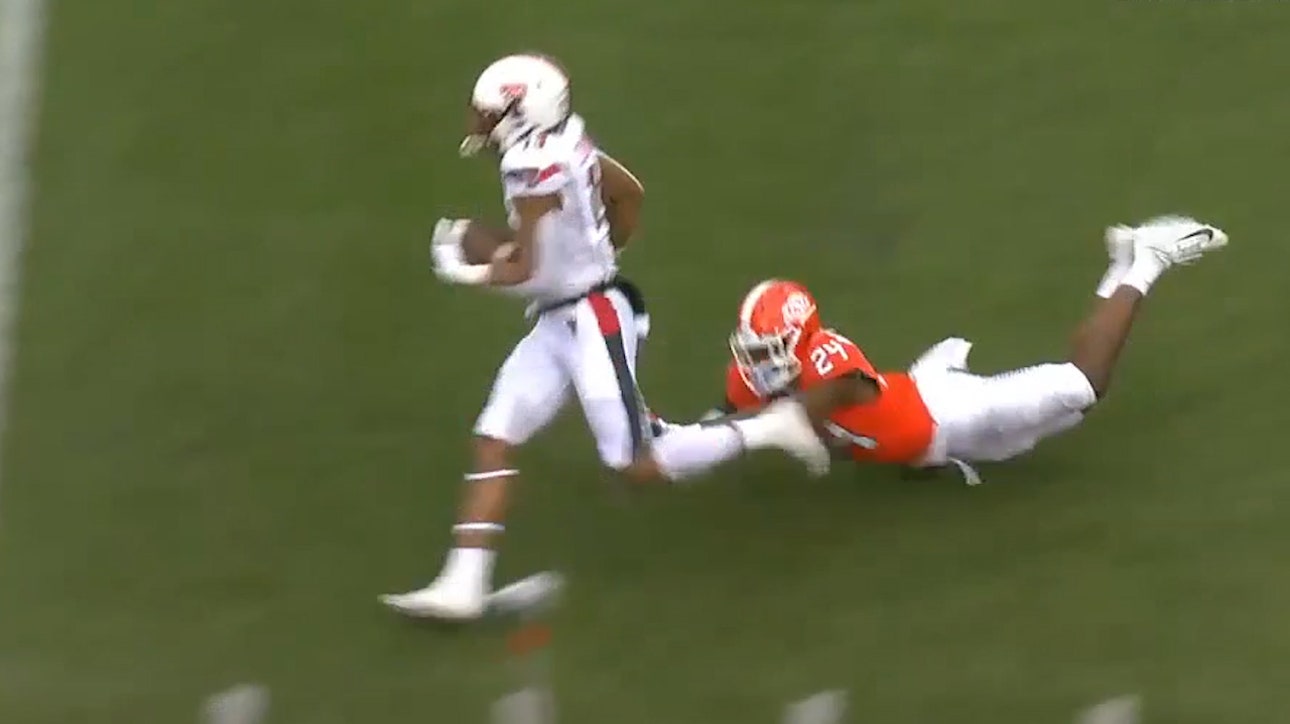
[
  {"left": 568, "top": 290, "right": 829, "bottom": 483},
  {"left": 563, "top": 289, "right": 651, "bottom": 473},
  {"left": 565, "top": 289, "right": 737, "bottom": 480},
  {"left": 649, "top": 403, "right": 834, "bottom": 480},
  {"left": 1064, "top": 225, "right": 1145, "bottom": 399},
  {"left": 978, "top": 218, "right": 1225, "bottom": 449},
  {"left": 380, "top": 319, "right": 570, "bottom": 619},
  {"left": 917, "top": 216, "right": 1228, "bottom": 465},
  {"left": 1069, "top": 216, "right": 1228, "bottom": 398}
]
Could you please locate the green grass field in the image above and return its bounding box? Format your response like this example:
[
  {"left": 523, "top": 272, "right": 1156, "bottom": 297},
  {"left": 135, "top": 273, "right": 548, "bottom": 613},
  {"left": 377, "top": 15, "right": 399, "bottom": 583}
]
[{"left": 4, "top": 0, "right": 1290, "bottom": 721}]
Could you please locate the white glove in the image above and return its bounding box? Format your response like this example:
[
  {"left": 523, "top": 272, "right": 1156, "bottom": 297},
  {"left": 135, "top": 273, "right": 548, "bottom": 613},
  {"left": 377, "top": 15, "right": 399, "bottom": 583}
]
[
  {"left": 429, "top": 218, "right": 490, "bottom": 285},
  {"left": 431, "top": 218, "right": 467, "bottom": 247}
]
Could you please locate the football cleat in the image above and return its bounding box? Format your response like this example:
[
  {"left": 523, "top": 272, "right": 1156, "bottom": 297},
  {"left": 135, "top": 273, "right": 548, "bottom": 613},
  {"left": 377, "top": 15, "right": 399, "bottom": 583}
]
[
  {"left": 380, "top": 578, "right": 487, "bottom": 621},
  {"left": 1132, "top": 216, "right": 1229, "bottom": 267},
  {"left": 910, "top": 337, "right": 973, "bottom": 376},
  {"left": 755, "top": 398, "right": 832, "bottom": 477}
]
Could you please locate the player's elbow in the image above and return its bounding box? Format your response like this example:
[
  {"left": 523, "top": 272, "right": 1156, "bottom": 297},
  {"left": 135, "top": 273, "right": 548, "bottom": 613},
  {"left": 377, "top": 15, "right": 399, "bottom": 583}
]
[
  {"left": 622, "top": 180, "right": 644, "bottom": 203},
  {"left": 617, "top": 185, "right": 644, "bottom": 213},
  {"left": 609, "top": 200, "right": 642, "bottom": 249},
  {"left": 599, "top": 153, "right": 644, "bottom": 203}
]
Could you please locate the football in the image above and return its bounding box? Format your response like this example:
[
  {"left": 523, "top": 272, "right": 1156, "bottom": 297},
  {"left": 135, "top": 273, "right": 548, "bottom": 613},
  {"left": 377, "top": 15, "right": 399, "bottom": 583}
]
[{"left": 460, "top": 220, "right": 517, "bottom": 265}]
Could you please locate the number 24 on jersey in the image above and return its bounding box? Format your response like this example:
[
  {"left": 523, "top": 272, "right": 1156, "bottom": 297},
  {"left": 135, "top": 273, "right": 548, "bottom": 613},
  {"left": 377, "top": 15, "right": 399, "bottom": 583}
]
[{"left": 810, "top": 339, "right": 850, "bottom": 376}]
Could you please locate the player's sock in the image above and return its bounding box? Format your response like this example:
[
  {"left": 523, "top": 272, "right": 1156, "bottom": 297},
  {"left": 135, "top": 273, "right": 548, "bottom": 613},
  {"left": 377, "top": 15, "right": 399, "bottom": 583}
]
[
  {"left": 1120, "top": 256, "right": 1167, "bottom": 296},
  {"left": 436, "top": 546, "right": 496, "bottom": 593},
  {"left": 1098, "top": 225, "right": 1135, "bottom": 299},
  {"left": 651, "top": 423, "right": 743, "bottom": 481},
  {"left": 1095, "top": 259, "right": 1131, "bottom": 299}
]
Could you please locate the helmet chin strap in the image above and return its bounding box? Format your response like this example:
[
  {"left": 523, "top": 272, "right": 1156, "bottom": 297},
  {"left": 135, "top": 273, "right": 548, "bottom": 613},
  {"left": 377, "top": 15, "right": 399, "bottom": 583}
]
[
  {"left": 459, "top": 135, "right": 486, "bottom": 157},
  {"left": 461, "top": 120, "right": 529, "bottom": 159},
  {"left": 462, "top": 96, "right": 530, "bottom": 159}
]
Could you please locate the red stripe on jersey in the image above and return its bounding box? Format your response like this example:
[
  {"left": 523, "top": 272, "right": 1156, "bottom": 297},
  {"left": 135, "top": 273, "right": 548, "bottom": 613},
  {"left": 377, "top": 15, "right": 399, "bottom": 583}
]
[
  {"left": 532, "top": 163, "right": 562, "bottom": 186},
  {"left": 587, "top": 293, "right": 621, "bottom": 335}
]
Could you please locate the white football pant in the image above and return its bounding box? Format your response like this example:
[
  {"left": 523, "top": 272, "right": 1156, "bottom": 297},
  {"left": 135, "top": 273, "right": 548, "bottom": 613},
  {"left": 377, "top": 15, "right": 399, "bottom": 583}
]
[
  {"left": 910, "top": 337, "right": 1097, "bottom": 464},
  {"left": 475, "top": 287, "right": 649, "bottom": 469}
]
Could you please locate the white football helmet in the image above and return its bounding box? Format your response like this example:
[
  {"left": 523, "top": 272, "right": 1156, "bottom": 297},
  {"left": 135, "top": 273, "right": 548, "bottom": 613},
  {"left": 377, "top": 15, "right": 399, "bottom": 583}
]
[{"left": 460, "top": 54, "right": 571, "bottom": 157}]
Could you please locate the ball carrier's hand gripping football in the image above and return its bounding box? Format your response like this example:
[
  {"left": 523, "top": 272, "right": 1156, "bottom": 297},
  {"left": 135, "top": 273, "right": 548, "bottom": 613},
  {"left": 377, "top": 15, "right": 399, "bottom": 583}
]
[
  {"left": 430, "top": 218, "right": 519, "bottom": 286},
  {"left": 430, "top": 218, "right": 489, "bottom": 285}
]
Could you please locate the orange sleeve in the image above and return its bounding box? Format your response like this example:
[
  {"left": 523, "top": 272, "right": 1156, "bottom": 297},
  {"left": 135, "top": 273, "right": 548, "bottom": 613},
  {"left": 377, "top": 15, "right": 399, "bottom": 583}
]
[
  {"left": 724, "top": 360, "right": 764, "bottom": 411},
  {"left": 799, "top": 331, "right": 879, "bottom": 386}
]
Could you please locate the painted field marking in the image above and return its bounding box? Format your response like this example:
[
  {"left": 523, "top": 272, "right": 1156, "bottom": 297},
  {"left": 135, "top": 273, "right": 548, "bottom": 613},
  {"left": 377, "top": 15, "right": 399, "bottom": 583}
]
[{"left": 0, "top": 0, "right": 51, "bottom": 511}]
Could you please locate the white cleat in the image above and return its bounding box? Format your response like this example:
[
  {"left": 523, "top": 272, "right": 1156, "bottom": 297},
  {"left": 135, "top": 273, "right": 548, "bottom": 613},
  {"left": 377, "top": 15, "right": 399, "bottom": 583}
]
[
  {"left": 1133, "top": 215, "right": 1229, "bottom": 268},
  {"left": 1104, "top": 224, "right": 1135, "bottom": 267},
  {"left": 380, "top": 579, "right": 487, "bottom": 621},
  {"left": 759, "top": 398, "right": 832, "bottom": 477},
  {"left": 910, "top": 336, "right": 973, "bottom": 376}
]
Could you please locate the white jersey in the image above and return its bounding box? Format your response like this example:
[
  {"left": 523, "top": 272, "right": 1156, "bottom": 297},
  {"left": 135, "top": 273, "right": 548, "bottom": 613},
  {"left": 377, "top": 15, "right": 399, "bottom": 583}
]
[{"left": 498, "top": 114, "right": 618, "bottom": 304}]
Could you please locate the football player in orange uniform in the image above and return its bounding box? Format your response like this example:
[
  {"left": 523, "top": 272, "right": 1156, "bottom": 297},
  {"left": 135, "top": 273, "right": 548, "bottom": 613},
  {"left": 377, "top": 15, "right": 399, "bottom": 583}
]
[
  {"left": 723, "top": 296, "right": 936, "bottom": 466},
  {"left": 668, "top": 215, "right": 1229, "bottom": 481}
]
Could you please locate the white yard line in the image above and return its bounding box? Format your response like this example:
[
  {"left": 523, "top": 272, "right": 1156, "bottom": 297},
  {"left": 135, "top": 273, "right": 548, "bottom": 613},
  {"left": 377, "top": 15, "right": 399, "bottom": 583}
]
[
  {"left": 1077, "top": 695, "right": 1141, "bottom": 724},
  {"left": 492, "top": 687, "right": 556, "bottom": 724},
  {"left": 204, "top": 684, "right": 271, "bottom": 724},
  {"left": 783, "top": 690, "right": 848, "bottom": 724},
  {"left": 0, "top": 0, "right": 50, "bottom": 511}
]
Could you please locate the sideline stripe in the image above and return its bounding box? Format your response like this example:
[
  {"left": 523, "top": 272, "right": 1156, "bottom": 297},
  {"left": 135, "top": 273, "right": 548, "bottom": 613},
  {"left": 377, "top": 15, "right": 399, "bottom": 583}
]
[{"left": 0, "top": 0, "right": 50, "bottom": 513}]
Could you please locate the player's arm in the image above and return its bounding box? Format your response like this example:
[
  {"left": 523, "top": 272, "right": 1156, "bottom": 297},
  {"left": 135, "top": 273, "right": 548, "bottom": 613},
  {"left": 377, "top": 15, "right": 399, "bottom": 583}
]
[
  {"left": 486, "top": 193, "right": 559, "bottom": 286},
  {"left": 793, "top": 333, "right": 882, "bottom": 424},
  {"left": 797, "top": 372, "right": 878, "bottom": 424},
  {"left": 598, "top": 152, "right": 643, "bottom": 250},
  {"left": 479, "top": 152, "right": 570, "bottom": 287}
]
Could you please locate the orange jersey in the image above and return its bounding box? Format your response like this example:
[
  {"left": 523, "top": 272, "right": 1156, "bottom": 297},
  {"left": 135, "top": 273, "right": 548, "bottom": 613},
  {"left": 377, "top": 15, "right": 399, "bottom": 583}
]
[{"left": 725, "top": 329, "right": 935, "bottom": 465}]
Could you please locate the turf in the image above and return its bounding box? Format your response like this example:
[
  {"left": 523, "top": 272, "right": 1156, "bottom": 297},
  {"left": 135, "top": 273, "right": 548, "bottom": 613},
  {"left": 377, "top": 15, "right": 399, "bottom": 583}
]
[{"left": 3, "top": 0, "right": 1290, "bottom": 721}]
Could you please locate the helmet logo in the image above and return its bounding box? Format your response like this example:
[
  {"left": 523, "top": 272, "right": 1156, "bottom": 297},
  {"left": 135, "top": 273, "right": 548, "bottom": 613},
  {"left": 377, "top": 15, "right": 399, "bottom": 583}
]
[
  {"left": 499, "top": 83, "right": 528, "bottom": 101},
  {"left": 780, "top": 292, "right": 812, "bottom": 325}
]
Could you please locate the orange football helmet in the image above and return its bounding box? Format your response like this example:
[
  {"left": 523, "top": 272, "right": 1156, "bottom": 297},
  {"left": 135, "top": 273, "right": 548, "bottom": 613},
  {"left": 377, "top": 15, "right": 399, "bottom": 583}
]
[{"left": 730, "top": 279, "right": 821, "bottom": 396}]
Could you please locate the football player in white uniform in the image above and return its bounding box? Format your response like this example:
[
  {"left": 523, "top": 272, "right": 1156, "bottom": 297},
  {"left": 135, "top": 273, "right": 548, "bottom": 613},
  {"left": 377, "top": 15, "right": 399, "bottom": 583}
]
[{"left": 380, "top": 54, "right": 831, "bottom": 621}]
